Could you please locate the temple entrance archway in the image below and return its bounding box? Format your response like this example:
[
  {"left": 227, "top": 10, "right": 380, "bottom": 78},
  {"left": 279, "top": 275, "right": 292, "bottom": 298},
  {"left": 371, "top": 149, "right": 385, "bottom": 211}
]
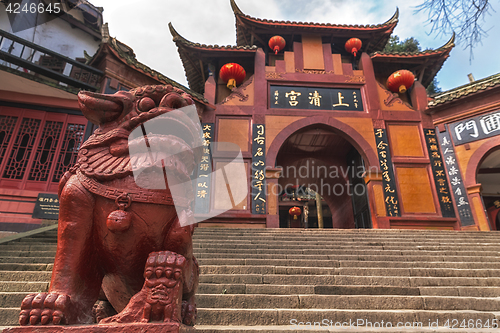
[
  {"left": 274, "top": 124, "right": 371, "bottom": 229},
  {"left": 475, "top": 147, "right": 500, "bottom": 230}
]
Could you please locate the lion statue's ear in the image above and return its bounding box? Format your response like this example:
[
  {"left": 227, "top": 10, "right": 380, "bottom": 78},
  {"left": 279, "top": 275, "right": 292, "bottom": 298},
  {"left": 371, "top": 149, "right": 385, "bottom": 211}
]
[{"left": 78, "top": 90, "right": 134, "bottom": 125}]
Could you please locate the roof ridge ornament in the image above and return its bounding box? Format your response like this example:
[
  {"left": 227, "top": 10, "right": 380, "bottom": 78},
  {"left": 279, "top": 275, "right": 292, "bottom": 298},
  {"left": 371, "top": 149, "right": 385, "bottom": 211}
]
[
  {"left": 168, "top": 22, "right": 184, "bottom": 42},
  {"left": 437, "top": 32, "right": 456, "bottom": 51},
  {"left": 383, "top": 7, "right": 399, "bottom": 26},
  {"left": 230, "top": 0, "right": 243, "bottom": 15}
]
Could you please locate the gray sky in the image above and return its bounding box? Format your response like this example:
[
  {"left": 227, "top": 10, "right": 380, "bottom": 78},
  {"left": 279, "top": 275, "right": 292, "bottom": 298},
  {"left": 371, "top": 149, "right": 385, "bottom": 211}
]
[{"left": 90, "top": 0, "right": 500, "bottom": 92}]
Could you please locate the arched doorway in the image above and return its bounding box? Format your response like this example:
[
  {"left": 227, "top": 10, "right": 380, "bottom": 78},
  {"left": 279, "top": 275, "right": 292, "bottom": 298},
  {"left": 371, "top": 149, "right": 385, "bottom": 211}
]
[
  {"left": 275, "top": 125, "right": 371, "bottom": 229},
  {"left": 476, "top": 147, "right": 500, "bottom": 230}
]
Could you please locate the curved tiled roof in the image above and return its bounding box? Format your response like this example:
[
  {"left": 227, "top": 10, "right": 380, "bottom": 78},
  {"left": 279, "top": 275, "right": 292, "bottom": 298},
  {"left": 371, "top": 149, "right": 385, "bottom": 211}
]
[
  {"left": 370, "top": 34, "right": 454, "bottom": 88},
  {"left": 429, "top": 72, "right": 500, "bottom": 107},
  {"left": 231, "top": 0, "right": 398, "bottom": 53},
  {"left": 169, "top": 23, "right": 257, "bottom": 52},
  {"left": 169, "top": 23, "right": 257, "bottom": 95},
  {"left": 98, "top": 37, "right": 207, "bottom": 103},
  {"left": 231, "top": 0, "right": 398, "bottom": 31}
]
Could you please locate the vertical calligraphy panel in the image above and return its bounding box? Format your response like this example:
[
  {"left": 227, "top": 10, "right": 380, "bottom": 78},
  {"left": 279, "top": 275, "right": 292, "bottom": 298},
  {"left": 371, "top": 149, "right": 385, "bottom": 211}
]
[
  {"left": 194, "top": 123, "right": 214, "bottom": 214},
  {"left": 374, "top": 129, "right": 400, "bottom": 217},
  {"left": 424, "top": 129, "right": 455, "bottom": 218},
  {"left": 435, "top": 128, "right": 474, "bottom": 226},
  {"left": 252, "top": 124, "right": 266, "bottom": 214}
]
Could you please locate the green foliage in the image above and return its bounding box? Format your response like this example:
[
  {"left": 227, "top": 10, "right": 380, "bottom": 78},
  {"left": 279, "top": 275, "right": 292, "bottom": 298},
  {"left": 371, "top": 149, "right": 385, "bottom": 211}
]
[
  {"left": 383, "top": 36, "right": 421, "bottom": 53},
  {"left": 426, "top": 78, "right": 442, "bottom": 95}
]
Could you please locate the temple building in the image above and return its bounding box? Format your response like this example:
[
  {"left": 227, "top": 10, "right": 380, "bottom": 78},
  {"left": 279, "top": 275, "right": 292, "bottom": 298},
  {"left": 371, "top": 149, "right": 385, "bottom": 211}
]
[
  {"left": 170, "top": 0, "right": 495, "bottom": 231},
  {"left": 1, "top": 0, "right": 500, "bottom": 232}
]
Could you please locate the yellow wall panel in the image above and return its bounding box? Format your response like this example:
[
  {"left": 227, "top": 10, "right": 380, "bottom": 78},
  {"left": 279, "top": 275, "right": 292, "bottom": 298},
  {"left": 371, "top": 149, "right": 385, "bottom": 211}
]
[
  {"left": 217, "top": 119, "right": 250, "bottom": 152},
  {"left": 373, "top": 184, "right": 386, "bottom": 217},
  {"left": 265, "top": 116, "right": 305, "bottom": 152},
  {"left": 213, "top": 161, "right": 248, "bottom": 210},
  {"left": 388, "top": 124, "right": 424, "bottom": 157},
  {"left": 336, "top": 117, "right": 377, "bottom": 153},
  {"left": 397, "top": 167, "right": 436, "bottom": 214},
  {"left": 302, "top": 35, "right": 324, "bottom": 70},
  {"left": 284, "top": 51, "right": 295, "bottom": 73}
]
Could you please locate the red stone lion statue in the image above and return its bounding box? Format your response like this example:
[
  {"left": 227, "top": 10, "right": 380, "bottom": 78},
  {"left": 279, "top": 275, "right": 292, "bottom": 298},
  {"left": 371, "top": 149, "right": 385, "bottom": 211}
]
[{"left": 18, "top": 85, "right": 200, "bottom": 326}]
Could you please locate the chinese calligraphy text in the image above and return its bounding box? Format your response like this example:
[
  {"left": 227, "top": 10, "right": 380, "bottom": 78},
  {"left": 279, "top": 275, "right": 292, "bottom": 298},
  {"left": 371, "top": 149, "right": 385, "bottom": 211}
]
[
  {"left": 252, "top": 124, "right": 266, "bottom": 214},
  {"left": 271, "top": 86, "right": 363, "bottom": 111},
  {"left": 374, "top": 129, "right": 400, "bottom": 217}
]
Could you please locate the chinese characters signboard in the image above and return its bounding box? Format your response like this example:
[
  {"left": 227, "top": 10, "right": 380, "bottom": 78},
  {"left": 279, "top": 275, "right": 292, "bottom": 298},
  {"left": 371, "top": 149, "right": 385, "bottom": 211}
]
[
  {"left": 435, "top": 129, "right": 474, "bottom": 226},
  {"left": 270, "top": 86, "right": 363, "bottom": 111},
  {"left": 194, "top": 123, "right": 213, "bottom": 214},
  {"left": 449, "top": 109, "right": 500, "bottom": 145},
  {"left": 424, "top": 129, "right": 455, "bottom": 218},
  {"left": 252, "top": 124, "right": 266, "bottom": 214},
  {"left": 32, "top": 193, "right": 59, "bottom": 219},
  {"left": 374, "top": 129, "right": 400, "bottom": 217}
]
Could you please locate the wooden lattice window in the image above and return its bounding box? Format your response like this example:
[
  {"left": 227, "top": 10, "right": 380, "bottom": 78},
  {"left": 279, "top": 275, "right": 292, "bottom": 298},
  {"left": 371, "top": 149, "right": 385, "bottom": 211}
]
[
  {"left": 28, "top": 121, "right": 64, "bottom": 182},
  {"left": 52, "top": 123, "right": 86, "bottom": 182},
  {"left": 0, "top": 107, "right": 87, "bottom": 192},
  {"left": 69, "top": 58, "right": 99, "bottom": 87},
  {"left": 2, "top": 117, "right": 41, "bottom": 180},
  {"left": 0, "top": 115, "right": 19, "bottom": 168}
]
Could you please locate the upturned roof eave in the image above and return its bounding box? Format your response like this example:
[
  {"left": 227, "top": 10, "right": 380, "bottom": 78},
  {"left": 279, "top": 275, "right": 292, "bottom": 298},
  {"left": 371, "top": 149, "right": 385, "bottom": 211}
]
[
  {"left": 90, "top": 38, "right": 209, "bottom": 105},
  {"left": 428, "top": 72, "right": 500, "bottom": 109}
]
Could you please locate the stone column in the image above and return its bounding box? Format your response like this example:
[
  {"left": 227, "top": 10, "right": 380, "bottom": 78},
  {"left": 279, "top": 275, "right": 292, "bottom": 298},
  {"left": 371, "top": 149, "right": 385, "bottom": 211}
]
[
  {"left": 363, "top": 169, "right": 389, "bottom": 229},
  {"left": 467, "top": 184, "right": 490, "bottom": 231},
  {"left": 316, "top": 192, "right": 323, "bottom": 229},
  {"left": 266, "top": 167, "right": 282, "bottom": 228}
]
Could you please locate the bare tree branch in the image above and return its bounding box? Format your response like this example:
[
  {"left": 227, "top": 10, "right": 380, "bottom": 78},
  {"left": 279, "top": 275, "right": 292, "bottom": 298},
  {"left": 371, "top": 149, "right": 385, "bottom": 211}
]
[{"left": 415, "top": 0, "right": 495, "bottom": 60}]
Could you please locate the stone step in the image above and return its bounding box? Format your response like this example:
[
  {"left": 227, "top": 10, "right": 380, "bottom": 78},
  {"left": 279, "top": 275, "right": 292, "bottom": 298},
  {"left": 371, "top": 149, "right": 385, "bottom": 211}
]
[
  {"left": 195, "top": 294, "right": 500, "bottom": 311},
  {"left": 194, "top": 325, "right": 498, "bottom": 332},
  {"left": 0, "top": 245, "right": 57, "bottom": 252},
  {"left": 196, "top": 308, "right": 500, "bottom": 326},
  {"left": 11, "top": 237, "right": 58, "bottom": 243},
  {"left": 199, "top": 273, "right": 500, "bottom": 287},
  {"left": 194, "top": 252, "right": 500, "bottom": 262},
  {"left": 194, "top": 245, "right": 500, "bottom": 253},
  {"left": 0, "top": 251, "right": 56, "bottom": 258},
  {"left": 198, "top": 283, "right": 500, "bottom": 298},
  {"left": 419, "top": 286, "right": 500, "bottom": 297},
  {"left": 0, "top": 257, "right": 55, "bottom": 264},
  {"left": 0, "top": 263, "right": 53, "bottom": 272},
  {"left": 199, "top": 265, "right": 500, "bottom": 277},
  {"left": 193, "top": 242, "right": 500, "bottom": 250},
  {"left": 193, "top": 248, "right": 500, "bottom": 257},
  {"left": 193, "top": 240, "right": 500, "bottom": 248},
  {"left": 0, "top": 308, "right": 18, "bottom": 326},
  {"left": 193, "top": 232, "right": 500, "bottom": 238},
  {"left": 0, "top": 292, "right": 28, "bottom": 308},
  {"left": 192, "top": 233, "right": 500, "bottom": 240},
  {"left": 0, "top": 271, "right": 51, "bottom": 282},
  {"left": 0, "top": 281, "right": 49, "bottom": 292},
  {"left": 198, "top": 258, "right": 500, "bottom": 270}
]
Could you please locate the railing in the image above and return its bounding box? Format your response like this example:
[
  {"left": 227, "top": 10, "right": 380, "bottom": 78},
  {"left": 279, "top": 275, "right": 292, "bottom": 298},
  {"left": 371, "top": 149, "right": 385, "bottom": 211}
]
[{"left": 0, "top": 29, "right": 103, "bottom": 91}]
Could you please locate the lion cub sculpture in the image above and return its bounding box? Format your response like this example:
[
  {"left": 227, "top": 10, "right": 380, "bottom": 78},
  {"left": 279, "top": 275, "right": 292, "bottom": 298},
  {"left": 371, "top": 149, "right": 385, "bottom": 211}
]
[{"left": 19, "top": 85, "right": 200, "bottom": 327}]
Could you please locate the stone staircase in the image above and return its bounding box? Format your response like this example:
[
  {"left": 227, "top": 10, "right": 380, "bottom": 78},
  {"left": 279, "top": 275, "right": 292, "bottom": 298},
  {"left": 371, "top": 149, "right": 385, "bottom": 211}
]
[{"left": 1, "top": 227, "right": 500, "bottom": 332}]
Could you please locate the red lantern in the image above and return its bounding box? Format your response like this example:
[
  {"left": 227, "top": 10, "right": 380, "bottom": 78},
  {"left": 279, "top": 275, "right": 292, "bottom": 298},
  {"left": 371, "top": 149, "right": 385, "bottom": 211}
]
[
  {"left": 219, "top": 63, "right": 246, "bottom": 90},
  {"left": 289, "top": 206, "right": 302, "bottom": 220},
  {"left": 269, "top": 35, "right": 286, "bottom": 55},
  {"left": 345, "top": 38, "right": 362, "bottom": 57},
  {"left": 386, "top": 70, "right": 415, "bottom": 94}
]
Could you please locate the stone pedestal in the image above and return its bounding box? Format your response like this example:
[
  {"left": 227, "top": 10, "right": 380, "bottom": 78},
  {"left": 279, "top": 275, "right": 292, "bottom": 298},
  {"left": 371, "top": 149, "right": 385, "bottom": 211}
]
[{"left": 2, "top": 323, "right": 195, "bottom": 333}]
